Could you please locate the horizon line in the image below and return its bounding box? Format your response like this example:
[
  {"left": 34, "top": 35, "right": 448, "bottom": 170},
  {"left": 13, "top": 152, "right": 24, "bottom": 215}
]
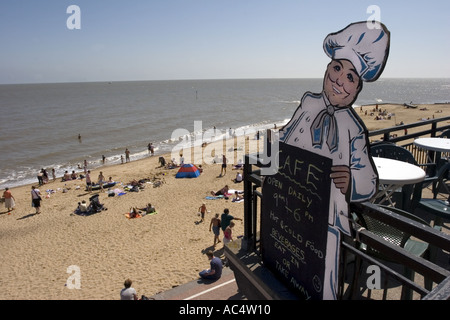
[{"left": 1, "top": 76, "right": 449, "bottom": 86}]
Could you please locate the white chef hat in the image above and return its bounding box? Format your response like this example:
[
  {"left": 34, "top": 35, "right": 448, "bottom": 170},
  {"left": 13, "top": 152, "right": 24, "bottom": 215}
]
[{"left": 323, "top": 21, "right": 390, "bottom": 82}]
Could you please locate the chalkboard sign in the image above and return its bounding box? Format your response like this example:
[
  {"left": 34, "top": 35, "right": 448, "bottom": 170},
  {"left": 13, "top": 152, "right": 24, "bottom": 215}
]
[{"left": 261, "top": 142, "right": 332, "bottom": 300}]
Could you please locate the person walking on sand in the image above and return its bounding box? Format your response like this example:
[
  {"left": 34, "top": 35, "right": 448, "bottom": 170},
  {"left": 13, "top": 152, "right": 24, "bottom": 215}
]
[
  {"left": 223, "top": 221, "right": 235, "bottom": 246},
  {"left": 220, "top": 208, "right": 242, "bottom": 234},
  {"left": 31, "top": 185, "right": 41, "bottom": 214},
  {"left": 3, "top": 188, "right": 15, "bottom": 214},
  {"left": 220, "top": 154, "right": 227, "bottom": 176},
  {"left": 198, "top": 202, "right": 207, "bottom": 222},
  {"left": 125, "top": 148, "right": 130, "bottom": 163},
  {"left": 209, "top": 213, "right": 221, "bottom": 246}
]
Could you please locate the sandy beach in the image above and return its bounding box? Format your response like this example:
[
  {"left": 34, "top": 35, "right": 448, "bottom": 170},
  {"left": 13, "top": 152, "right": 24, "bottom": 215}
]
[{"left": 1, "top": 103, "right": 449, "bottom": 300}]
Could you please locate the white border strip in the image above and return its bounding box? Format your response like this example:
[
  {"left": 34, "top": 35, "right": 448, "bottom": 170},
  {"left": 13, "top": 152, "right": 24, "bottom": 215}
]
[{"left": 183, "top": 279, "right": 236, "bottom": 300}]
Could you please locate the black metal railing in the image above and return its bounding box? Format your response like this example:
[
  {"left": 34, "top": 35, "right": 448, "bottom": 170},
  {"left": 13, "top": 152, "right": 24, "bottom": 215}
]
[
  {"left": 341, "top": 202, "right": 450, "bottom": 300},
  {"left": 368, "top": 115, "right": 450, "bottom": 144}
]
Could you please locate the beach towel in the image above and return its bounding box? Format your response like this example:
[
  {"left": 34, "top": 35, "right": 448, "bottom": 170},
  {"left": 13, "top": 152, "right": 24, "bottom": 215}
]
[
  {"left": 111, "top": 188, "right": 126, "bottom": 196},
  {"left": 73, "top": 208, "right": 103, "bottom": 216},
  {"left": 73, "top": 209, "right": 88, "bottom": 216},
  {"left": 205, "top": 195, "right": 224, "bottom": 200},
  {"left": 124, "top": 185, "right": 140, "bottom": 192},
  {"left": 89, "top": 181, "right": 117, "bottom": 191},
  {"left": 124, "top": 211, "right": 158, "bottom": 219},
  {"left": 227, "top": 189, "right": 243, "bottom": 195},
  {"left": 125, "top": 213, "right": 142, "bottom": 219}
]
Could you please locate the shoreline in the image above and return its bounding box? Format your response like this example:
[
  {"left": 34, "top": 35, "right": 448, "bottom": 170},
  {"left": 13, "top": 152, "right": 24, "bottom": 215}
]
[
  {"left": 0, "top": 120, "right": 281, "bottom": 191},
  {"left": 1, "top": 102, "right": 450, "bottom": 300}
]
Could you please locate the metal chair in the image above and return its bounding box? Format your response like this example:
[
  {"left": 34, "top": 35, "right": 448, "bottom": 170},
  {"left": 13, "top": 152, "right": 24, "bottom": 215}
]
[
  {"left": 371, "top": 142, "right": 417, "bottom": 164},
  {"left": 370, "top": 142, "right": 417, "bottom": 210},
  {"left": 411, "top": 162, "right": 450, "bottom": 228},
  {"left": 353, "top": 205, "right": 430, "bottom": 260},
  {"left": 439, "top": 129, "right": 450, "bottom": 138},
  {"left": 351, "top": 204, "right": 435, "bottom": 299},
  {"left": 438, "top": 129, "right": 450, "bottom": 167}
]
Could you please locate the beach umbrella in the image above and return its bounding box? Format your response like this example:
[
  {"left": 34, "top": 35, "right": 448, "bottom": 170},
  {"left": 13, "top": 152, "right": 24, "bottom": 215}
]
[{"left": 175, "top": 164, "right": 201, "bottom": 178}]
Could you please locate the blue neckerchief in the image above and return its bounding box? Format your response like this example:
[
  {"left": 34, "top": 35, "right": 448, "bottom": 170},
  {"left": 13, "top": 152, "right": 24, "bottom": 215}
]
[{"left": 310, "top": 102, "right": 338, "bottom": 152}]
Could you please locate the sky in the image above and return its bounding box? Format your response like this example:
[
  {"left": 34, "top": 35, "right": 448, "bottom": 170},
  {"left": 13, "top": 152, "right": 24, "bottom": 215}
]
[{"left": 0, "top": 0, "right": 449, "bottom": 84}]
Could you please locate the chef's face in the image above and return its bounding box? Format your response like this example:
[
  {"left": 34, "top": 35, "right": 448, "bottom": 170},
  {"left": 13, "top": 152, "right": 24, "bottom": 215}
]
[{"left": 323, "top": 59, "right": 361, "bottom": 108}]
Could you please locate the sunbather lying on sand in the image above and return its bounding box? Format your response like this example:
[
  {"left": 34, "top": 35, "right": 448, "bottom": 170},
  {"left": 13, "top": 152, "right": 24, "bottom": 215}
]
[{"left": 211, "top": 185, "right": 229, "bottom": 196}]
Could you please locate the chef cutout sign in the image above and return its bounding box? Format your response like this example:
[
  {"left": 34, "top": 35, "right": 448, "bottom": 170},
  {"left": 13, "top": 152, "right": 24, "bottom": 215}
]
[{"left": 261, "top": 21, "right": 390, "bottom": 299}]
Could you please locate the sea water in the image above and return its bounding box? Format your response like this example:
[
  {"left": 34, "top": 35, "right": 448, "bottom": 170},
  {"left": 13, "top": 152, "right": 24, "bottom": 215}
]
[{"left": 0, "top": 78, "right": 449, "bottom": 189}]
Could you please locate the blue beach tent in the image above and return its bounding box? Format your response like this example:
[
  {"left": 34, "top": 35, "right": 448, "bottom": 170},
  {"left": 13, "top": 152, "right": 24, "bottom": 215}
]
[{"left": 175, "top": 164, "right": 201, "bottom": 178}]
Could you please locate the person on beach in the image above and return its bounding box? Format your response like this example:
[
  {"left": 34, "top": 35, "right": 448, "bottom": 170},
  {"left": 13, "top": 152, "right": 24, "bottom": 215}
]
[
  {"left": 158, "top": 156, "right": 166, "bottom": 167},
  {"left": 277, "top": 21, "right": 389, "bottom": 299},
  {"left": 209, "top": 213, "right": 221, "bottom": 246},
  {"left": 98, "top": 171, "right": 105, "bottom": 192},
  {"left": 198, "top": 202, "right": 208, "bottom": 222},
  {"left": 42, "top": 169, "right": 48, "bottom": 184},
  {"left": 78, "top": 200, "right": 88, "bottom": 213},
  {"left": 37, "top": 170, "right": 44, "bottom": 186},
  {"left": 129, "top": 207, "right": 140, "bottom": 219},
  {"left": 179, "top": 153, "right": 185, "bottom": 166},
  {"left": 220, "top": 208, "right": 242, "bottom": 233},
  {"left": 120, "top": 279, "right": 138, "bottom": 300},
  {"left": 232, "top": 191, "right": 243, "bottom": 202},
  {"left": 220, "top": 154, "right": 227, "bottom": 176},
  {"left": 85, "top": 170, "right": 92, "bottom": 193},
  {"left": 125, "top": 148, "right": 130, "bottom": 163},
  {"left": 3, "top": 188, "right": 16, "bottom": 214},
  {"left": 231, "top": 171, "right": 242, "bottom": 183},
  {"left": 148, "top": 142, "right": 154, "bottom": 155},
  {"left": 31, "top": 185, "right": 41, "bottom": 214},
  {"left": 223, "top": 221, "right": 235, "bottom": 246},
  {"left": 199, "top": 250, "right": 222, "bottom": 281},
  {"left": 232, "top": 159, "right": 243, "bottom": 170},
  {"left": 211, "top": 185, "right": 229, "bottom": 197},
  {"left": 145, "top": 203, "right": 155, "bottom": 214},
  {"left": 62, "top": 171, "right": 71, "bottom": 181},
  {"left": 133, "top": 203, "right": 155, "bottom": 215}
]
